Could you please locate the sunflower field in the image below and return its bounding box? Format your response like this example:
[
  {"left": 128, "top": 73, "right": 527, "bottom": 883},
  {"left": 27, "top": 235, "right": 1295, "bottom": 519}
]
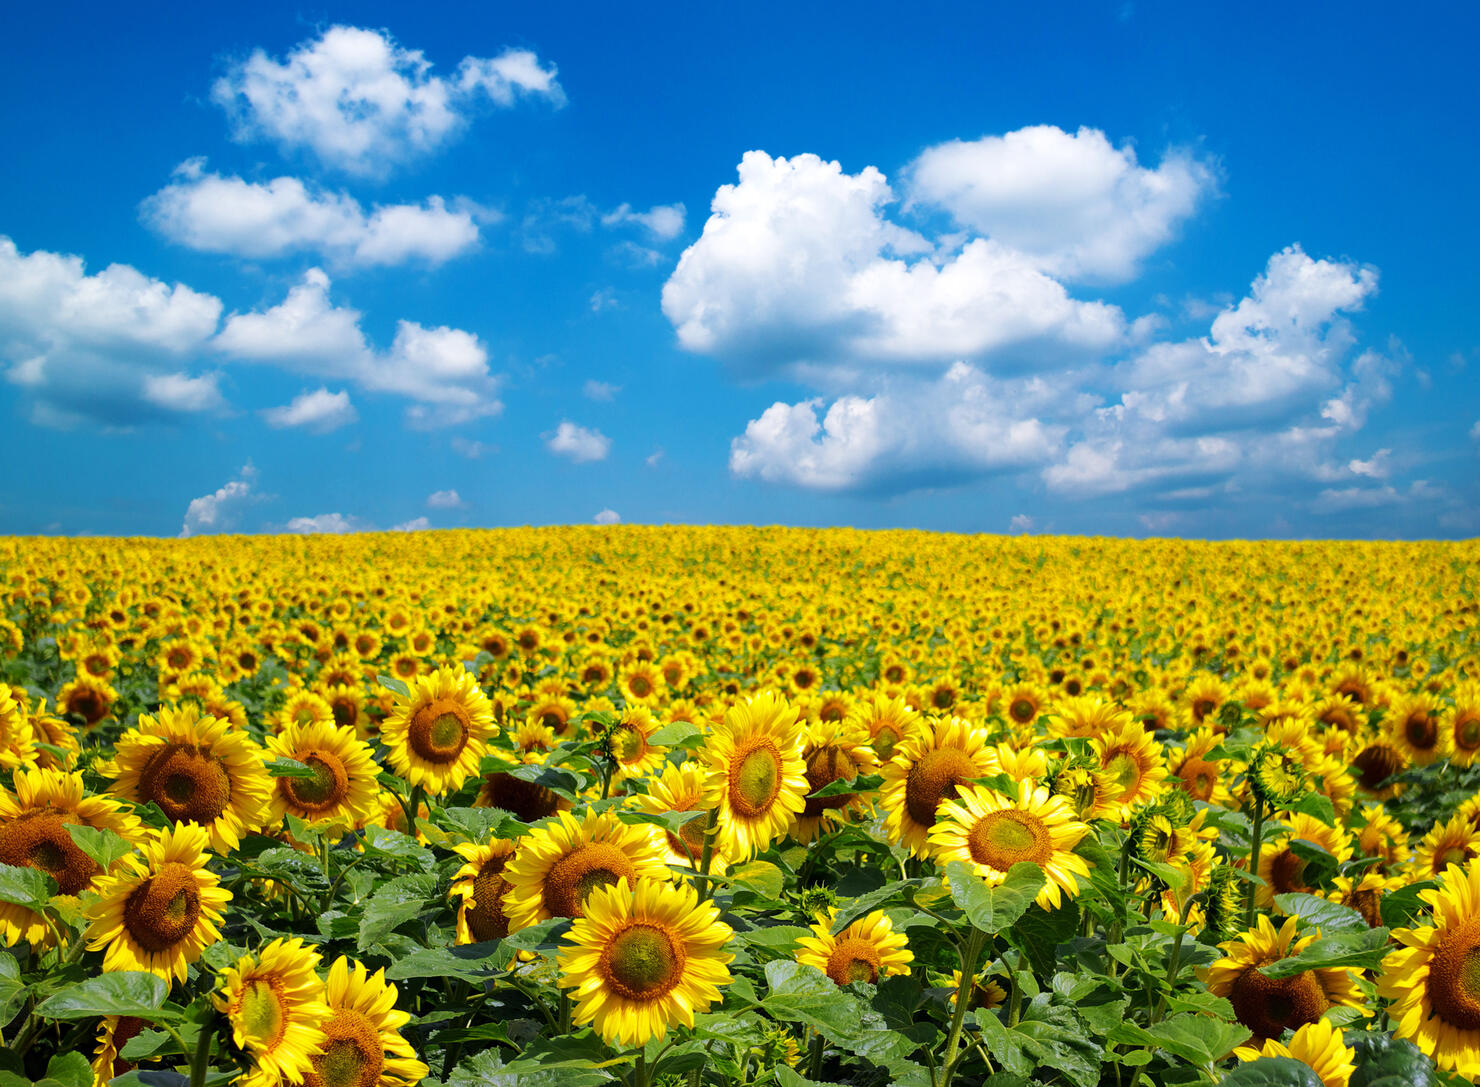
[{"left": 1, "top": 527, "right": 1479, "bottom": 1087}]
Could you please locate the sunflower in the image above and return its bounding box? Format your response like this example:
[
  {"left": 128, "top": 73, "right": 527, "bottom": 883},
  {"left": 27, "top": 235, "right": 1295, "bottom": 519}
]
[
  {"left": 1001, "top": 682, "right": 1048, "bottom": 729},
  {"left": 0, "top": 684, "right": 36, "bottom": 770},
  {"left": 1349, "top": 733, "right": 1408, "bottom": 801},
  {"left": 1389, "top": 693, "right": 1452, "bottom": 767},
  {"left": 108, "top": 703, "right": 271, "bottom": 854},
  {"left": 793, "top": 718, "right": 878, "bottom": 843},
  {"left": 84, "top": 823, "right": 231, "bottom": 982},
  {"left": 526, "top": 693, "right": 579, "bottom": 738},
  {"left": 92, "top": 1016, "right": 152, "bottom": 1086},
  {"left": 264, "top": 720, "right": 380, "bottom": 831},
  {"left": 501, "top": 809, "right": 670, "bottom": 932},
  {"left": 1255, "top": 812, "right": 1353, "bottom": 908},
  {"left": 557, "top": 877, "right": 733, "bottom": 1047},
  {"left": 880, "top": 716, "right": 996, "bottom": 857},
  {"left": 1448, "top": 682, "right": 1480, "bottom": 767},
  {"left": 450, "top": 836, "right": 518, "bottom": 943},
  {"left": 605, "top": 707, "right": 668, "bottom": 782},
  {"left": 700, "top": 691, "right": 809, "bottom": 860},
  {"left": 321, "top": 685, "right": 367, "bottom": 737},
  {"left": 0, "top": 767, "right": 143, "bottom": 946},
  {"left": 796, "top": 908, "right": 912, "bottom": 987},
  {"left": 1048, "top": 694, "right": 1133, "bottom": 740},
  {"left": 1377, "top": 859, "right": 1480, "bottom": 1077},
  {"left": 1169, "top": 728, "right": 1234, "bottom": 807},
  {"left": 214, "top": 938, "right": 331, "bottom": 1086},
  {"left": 1355, "top": 803, "right": 1410, "bottom": 873},
  {"left": 635, "top": 762, "right": 727, "bottom": 874},
  {"left": 1328, "top": 871, "right": 1403, "bottom": 928},
  {"left": 24, "top": 696, "right": 81, "bottom": 771},
  {"left": 1202, "top": 915, "right": 1362, "bottom": 1040},
  {"left": 303, "top": 957, "right": 427, "bottom": 1087},
  {"left": 380, "top": 666, "right": 497, "bottom": 796},
  {"left": 1233, "top": 1017, "right": 1356, "bottom": 1087},
  {"left": 845, "top": 693, "right": 918, "bottom": 761},
  {"left": 1412, "top": 812, "right": 1480, "bottom": 880},
  {"left": 984, "top": 741, "right": 1049, "bottom": 783},
  {"left": 620, "top": 661, "right": 664, "bottom": 705},
  {"left": 1094, "top": 721, "right": 1168, "bottom": 819},
  {"left": 929, "top": 781, "right": 1090, "bottom": 909}
]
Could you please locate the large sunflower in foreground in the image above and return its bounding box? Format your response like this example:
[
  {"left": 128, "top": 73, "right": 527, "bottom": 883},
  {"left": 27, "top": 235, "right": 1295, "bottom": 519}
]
[
  {"left": 450, "top": 836, "right": 517, "bottom": 943},
  {"left": 794, "top": 718, "right": 878, "bottom": 843},
  {"left": 84, "top": 823, "right": 231, "bottom": 982},
  {"left": 302, "top": 957, "right": 427, "bottom": 1087},
  {"left": 557, "top": 877, "right": 733, "bottom": 1047},
  {"left": 108, "top": 703, "right": 271, "bottom": 854},
  {"left": 501, "top": 809, "right": 669, "bottom": 932},
  {"left": 0, "top": 767, "right": 143, "bottom": 946},
  {"left": 929, "top": 782, "right": 1090, "bottom": 909},
  {"left": 1377, "top": 859, "right": 1480, "bottom": 1077},
  {"left": 700, "top": 691, "right": 808, "bottom": 860},
  {"left": 1233, "top": 1017, "right": 1355, "bottom": 1087},
  {"left": 214, "top": 938, "right": 330, "bottom": 1086},
  {"left": 797, "top": 908, "right": 912, "bottom": 987},
  {"left": 880, "top": 716, "right": 995, "bottom": 858},
  {"left": 1202, "top": 915, "right": 1362, "bottom": 1040},
  {"left": 265, "top": 720, "right": 380, "bottom": 831},
  {"left": 380, "top": 666, "right": 497, "bottom": 796}
]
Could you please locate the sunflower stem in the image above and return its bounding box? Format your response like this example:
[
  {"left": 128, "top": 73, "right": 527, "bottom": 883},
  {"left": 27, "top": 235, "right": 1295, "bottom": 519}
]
[
  {"left": 939, "top": 926, "right": 986, "bottom": 1087},
  {"left": 693, "top": 807, "right": 720, "bottom": 903},
  {"left": 405, "top": 784, "right": 425, "bottom": 839},
  {"left": 807, "top": 1032, "right": 824, "bottom": 1080},
  {"left": 188, "top": 1015, "right": 215, "bottom": 1087},
  {"left": 559, "top": 991, "right": 572, "bottom": 1034},
  {"left": 632, "top": 1050, "right": 647, "bottom": 1087},
  {"left": 1245, "top": 799, "right": 1265, "bottom": 928}
]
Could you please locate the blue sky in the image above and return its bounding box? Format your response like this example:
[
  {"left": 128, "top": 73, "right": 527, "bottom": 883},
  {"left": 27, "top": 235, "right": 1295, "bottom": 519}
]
[{"left": 1, "top": 1, "right": 1476, "bottom": 538}]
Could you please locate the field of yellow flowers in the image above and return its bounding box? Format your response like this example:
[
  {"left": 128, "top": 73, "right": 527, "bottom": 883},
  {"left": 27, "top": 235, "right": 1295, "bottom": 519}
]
[{"left": 1, "top": 526, "right": 1478, "bottom": 1087}]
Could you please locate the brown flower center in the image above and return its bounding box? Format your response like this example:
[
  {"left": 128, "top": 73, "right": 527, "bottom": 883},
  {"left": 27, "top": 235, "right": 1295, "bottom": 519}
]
[
  {"left": 542, "top": 842, "right": 637, "bottom": 919},
  {"left": 966, "top": 809, "right": 1052, "bottom": 871},
  {"left": 477, "top": 773, "right": 560, "bottom": 821},
  {"left": 1352, "top": 744, "right": 1404, "bottom": 790},
  {"left": 304, "top": 1009, "right": 384, "bottom": 1087},
  {"left": 1267, "top": 847, "right": 1308, "bottom": 896},
  {"left": 1426, "top": 916, "right": 1480, "bottom": 1032},
  {"left": 465, "top": 856, "right": 511, "bottom": 941},
  {"left": 122, "top": 861, "right": 202, "bottom": 953},
  {"left": 407, "top": 700, "right": 470, "bottom": 764},
  {"left": 727, "top": 738, "right": 783, "bottom": 819},
  {"left": 802, "top": 746, "right": 859, "bottom": 816},
  {"left": 825, "top": 936, "right": 882, "bottom": 986},
  {"left": 1177, "top": 757, "right": 1219, "bottom": 802},
  {"left": 137, "top": 743, "right": 233, "bottom": 825},
  {"left": 1009, "top": 698, "right": 1037, "bottom": 724},
  {"left": 282, "top": 751, "right": 350, "bottom": 814},
  {"left": 1228, "top": 964, "right": 1328, "bottom": 1040},
  {"left": 0, "top": 811, "right": 99, "bottom": 895},
  {"left": 1405, "top": 712, "right": 1438, "bottom": 751},
  {"left": 904, "top": 747, "right": 974, "bottom": 828},
  {"left": 600, "top": 923, "right": 684, "bottom": 1000}
]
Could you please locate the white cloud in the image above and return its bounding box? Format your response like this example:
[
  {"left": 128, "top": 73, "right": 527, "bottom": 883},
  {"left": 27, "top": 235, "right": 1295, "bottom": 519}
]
[
  {"left": 645, "top": 448, "right": 665, "bottom": 468},
  {"left": 593, "top": 508, "right": 620, "bottom": 524},
  {"left": 181, "top": 464, "right": 259, "bottom": 536},
  {"left": 0, "top": 236, "right": 224, "bottom": 426},
  {"left": 143, "top": 371, "right": 227, "bottom": 414},
  {"left": 212, "top": 25, "right": 563, "bottom": 175},
  {"left": 143, "top": 162, "right": 484, "bottom": 267},
  {"left": 601, "top": 202, "right": 686, "bottom": 240},
  {"left": 582, "top": 379, "right": 620, "bottom": 401},
  {"left": 262, "top": 387, "right": 358, "bottom": 432},
  {"left": 451, "top": 436, "right": 488, "bottom": 458},
  {"left": 427, "top": 488, "right": 464, "bottom": 509},
  {"left": 662, "top": 150, "right": 1123, "bottom": 377},
  {"left": 1347, "top": 448, "right": 1392, "bottom": 479},
  {"left": 589, "top": 288, "right": 619, "bottom": 312},
  {"left": 1470, "top": 419, "right": 1480, "bottom": 442},
  {"left": 905, "top": 125, "right": 1215, "bottom": 282},
  {"left": 284, "top": 512, "right": 360, "bottom": 534},
  {"left": 1009, "top": 514, "right": 1034, "bottom": 533},
  {"left": 546, "top": 420, "right": 610, "bottom": 462},
  {"left": 392, "top": 516, "right": 431, "bottom": 531},
  {"left": 214, "top": 268, "right": 501, "bottom": 425},
  {"left": 730, "top": 363, "right": 1062, "bottom": 492}
]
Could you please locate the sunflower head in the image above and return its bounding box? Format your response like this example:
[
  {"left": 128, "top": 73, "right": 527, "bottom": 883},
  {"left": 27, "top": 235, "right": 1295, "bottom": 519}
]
[
  {"left": 214, "top": 937, "right": 331, "bottom": 1084},
  {"left": 701, "top": 692, "right": 809, "bottom": 860},
  {"left": 381, "top": 666, "right": 497, "bottom": 796},
  {"left": 796, "top": 908, "right": 913, "bottom": 987}
]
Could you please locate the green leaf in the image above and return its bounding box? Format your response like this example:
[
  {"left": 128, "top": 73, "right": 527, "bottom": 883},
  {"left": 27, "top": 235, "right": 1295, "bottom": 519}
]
[
  {"left": 1015, "top": 1005, "right": 1103, "bottom": 1087},
  {"left": 0, "top": 863, "right": 56, "bottom": 910},
  {"left": 43, "top": 1053, "right": 93, "bottom": 1087},
  {"left": 376, "top": 674, "right": 410, "bottom": 697},
  {"left": 945, "top": 861, "right": 1046, "bottom": 934},
  {"left": 737, "top": 925, "right": 813, "bottom": 954},
  {"left": 1109, "top": 1016, "right": 1250, "bottom": 1065},
  {"left": 250, "top": 846, "right": 328, "bottom": 892},
  {"left": 63, "top": 825, "right": 134, "bottom": 872},
  {"left": 36, "top": 972, "right": 177, "bottom": 1020},
  {"left": 436, "top": 806, "right": 533, "bottom": 842},
  {"left": 358, "top": 826, "right": 435, "bottom": 871},
  {"left": 809, "top": 773, "right": 884, "bottom": 799},
  {"left": 1011, "top": 900, "right": 1080, "bottom": 979},
  {"left": 728, "top": 860, "right": 784, "bottom": 900},
  {"left": 384, "top": 941, "right": 509, "bottom": 983},
  {"left": 762, "top": 960, "right": 865, "bottom": 1042},
  {"left": 1289, "top": 791, "right": 1338, "bottom": 825},
  {"left": 265, "top": 757, "right": 318, "bottom": 778},
  {"left": 829, "top": 878, "right": 931, "bottom": 934},
  {"left": 1348, "top": 1032, "right": 1437, "bottom": 1087},
  {"left": 974, "top": 1011, "right": 1035, "bottom": 1079},
  {"left": 647, "top": 721, "right": 704, "bottom": 748},
  {"left": 1218, "top": 1056, "right": 1325, "bottom": 1087},
  {"left": 1379, "top": 881, "right": 1436, "bottom": 929},
  {"left": 1274, "top": 893, "right": 1370, "bottom": 933},
  {"left": 357, "top": 872, "right": 438, "bottom": 950},
  {"left": 615, "top": 808, "right": 704, "bottom": 842},
  {"left": 1259, "top": 927, "right": 1390, "bottom": 979}
]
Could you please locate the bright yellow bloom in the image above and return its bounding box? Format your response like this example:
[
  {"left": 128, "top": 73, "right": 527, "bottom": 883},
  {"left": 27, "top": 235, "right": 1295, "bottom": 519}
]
[
  {"left": 214, "top": 938, "right": 331, "bottom": 1085},
  {"left": 796, "top": 908, "right": 912, "bottom": 986},
  {"left": 380, "top": 665, "right": 497, "bottom": 795}
]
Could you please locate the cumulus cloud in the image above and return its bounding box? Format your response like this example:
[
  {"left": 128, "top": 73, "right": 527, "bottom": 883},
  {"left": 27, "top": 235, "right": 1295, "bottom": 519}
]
[
  {"left": 662, "top": 150, "right": 1123, "bottom": 378},
  {"left": 730, "top": 363, "right": 1063, "bottom": 492},
  {"left": 181, "top": 464, "right": 259, "bottom": 536},
  {"left": 582, "top": 379, "right": 619, "bottom": 401},
  {"left": 262, "top": 387, "right": 358, "bottom": 432},
  {"left": 143, "top": 162, "right": 486, "bottom": 267},
  {"left": 426, "top": 488, "right": 464, "bottom": 509},
  {"left": 1009, "top": 514, "right": 1034, "bottom": 533},
  {"left": 601, "top": 202, "right": 686, "bottom": 240},
  {"left": 215, "top": 268, "right": 502, "bottom": 426},
  {"left": 593, "top": 508, "right": 620, "bottom": 524},
  {"left": 905, "top": 125, "right": 1215, "bottom": 282},
  {"left": 212, "top": 25, "right": 563, "bottom": 175},
  {"left": 284, "top": 512, "right": 362, "bottom": 534},
  {"left": 451, "top": 436, "right": 488, "bottom": 458},
  {"left": 392, "top": 516, "right": 431, "bottom": 531},
  {"left": 546, "top": 420, "right": 610, "bottom": 462},
  {"left": 0, "top": 235, "right": 224, "bottom": 426}
]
